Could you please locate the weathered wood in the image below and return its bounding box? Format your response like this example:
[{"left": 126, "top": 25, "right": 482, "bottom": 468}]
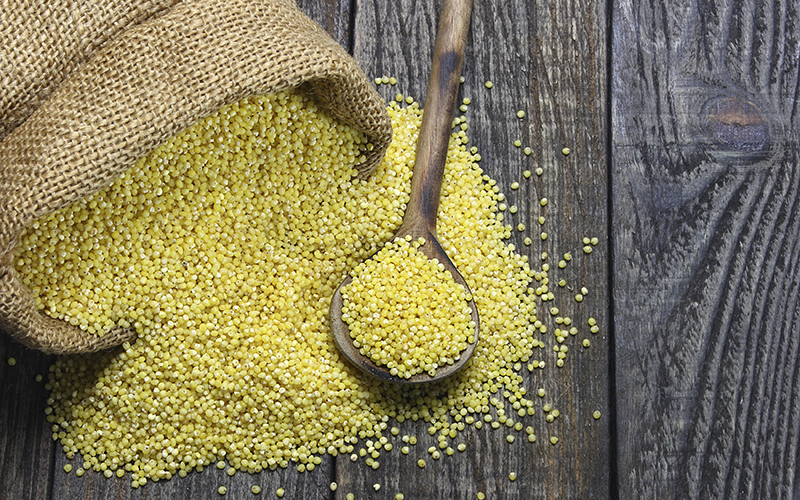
[
  {"left": 612, "top": 0, "right": 800, "bottom": 498},
  {"left": 1, "top": 0, "right": 613, "bottom": 498},
  {"left": 337, "top": 0, "right": 611, "bottom": 498},
  {"left": 296, "top": 0, "right": 353, "bottom": 50},
  {"left": 0, "top": 340, "right": 55, "bottom": 500},
  {"left": 50, "top": 451, "right": 334, "bottom": 500}
]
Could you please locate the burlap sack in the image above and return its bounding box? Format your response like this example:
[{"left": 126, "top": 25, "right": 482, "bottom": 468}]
[{"left": 0, "top": 0, "right": 392, "bottom": 354}]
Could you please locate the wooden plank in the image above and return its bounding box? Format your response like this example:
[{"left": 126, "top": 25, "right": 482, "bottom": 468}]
[
  {"left": 612, "top": 0, "right": 800, "bottom": 498},
  {"left": 336, "top": 0, "right": 611, "bottom": 498},
  {"left": 297, "top": 0, "right": 353, "bottom": 50},
  {"left": 0, "top": 339, "right": 55, "bottom": 500},
  {"left": 2, "top": 0, "right": 613, "bottom": 499},
  {"left": 50, "top": 449, "right": 334, "bottom": 500}
]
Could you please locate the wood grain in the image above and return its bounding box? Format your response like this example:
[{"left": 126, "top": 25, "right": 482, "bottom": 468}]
[
  {"left": 612, "top": 0, "right": 800, "bottom": 498},
  {"left": 4, "top": 0, "right": 800, "bottom": 497},
  {"left": 0, "top": 0, "right": 612, "bottom": 498},
  {"left": 338, "top": 0, "right": 611, "bottom": 498},
  {"left": 49, "top": 452, "right": 333, "bottom": 500},
  {"left": 0, "top": 341, "right": 55, "bottom": 500},
  {"left": 296, "top": 0, "right": 353, "bottom": 50}
]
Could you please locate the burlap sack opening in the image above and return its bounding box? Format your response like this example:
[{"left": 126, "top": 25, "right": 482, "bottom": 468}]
[{"left": 0, "top": 0, "right": 392, "bottom": 354}]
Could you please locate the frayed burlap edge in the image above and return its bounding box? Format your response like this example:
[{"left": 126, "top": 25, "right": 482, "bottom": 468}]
[{"left": 0, "top": 0, "right": 392, "bottom": 354}]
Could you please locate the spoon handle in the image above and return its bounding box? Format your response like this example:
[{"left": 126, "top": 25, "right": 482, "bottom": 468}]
[{"left": 403, "top": 0, "right": 472, "bottom": 236}]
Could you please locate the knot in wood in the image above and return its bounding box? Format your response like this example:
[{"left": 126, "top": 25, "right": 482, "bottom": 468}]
[{"left": 706, "top": 97, "right": 769, "bottom": 153}]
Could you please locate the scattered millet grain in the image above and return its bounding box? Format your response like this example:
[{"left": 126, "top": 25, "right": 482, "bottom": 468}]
[{"left": 15, "top": 81, "right": 603, "bottom": 486}]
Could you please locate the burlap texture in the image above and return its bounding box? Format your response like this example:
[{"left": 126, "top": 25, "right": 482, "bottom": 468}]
[{"left": 0, "top": 0, "right": 392, "bottom": 354}]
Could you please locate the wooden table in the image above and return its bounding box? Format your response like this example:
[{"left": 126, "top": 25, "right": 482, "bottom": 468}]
[{"left": 1, "top": 0, "right": 797, "bottom": 498}]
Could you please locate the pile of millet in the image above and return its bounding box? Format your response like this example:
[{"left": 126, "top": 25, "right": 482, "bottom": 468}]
[{"left": 14, "top": 84, "right": 599, "bottom": 488}]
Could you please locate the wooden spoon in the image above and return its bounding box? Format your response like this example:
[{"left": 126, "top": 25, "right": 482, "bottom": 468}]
[{"left": 330, "top": 0, "right": 477, "bottom": 384}]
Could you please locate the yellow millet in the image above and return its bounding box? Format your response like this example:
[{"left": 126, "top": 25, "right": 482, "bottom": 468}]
[
  {"left": 17, "top": 89, "right": 541, "bottom": 482},
  {"left": 341, "top": 237, "right": 474, "bottom": 379}
]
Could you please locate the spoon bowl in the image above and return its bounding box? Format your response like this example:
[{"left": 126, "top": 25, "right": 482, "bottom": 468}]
[
  {"left": 330, "top": 0, "right": 476, "bottom": 384},
  {"left": 330, "top": 224, "right": 479, "bottom": 384}
]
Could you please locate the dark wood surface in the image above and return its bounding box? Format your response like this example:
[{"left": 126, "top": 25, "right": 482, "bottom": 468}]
[
  {"left": 340, "top": 0, "right": 609, "bottom": 499},
  {"left": 1, "top": 0, "right": 797, "bottom": 498},
  {"left": 613, "top": 0, "right": 800, "bottom": 499}
]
